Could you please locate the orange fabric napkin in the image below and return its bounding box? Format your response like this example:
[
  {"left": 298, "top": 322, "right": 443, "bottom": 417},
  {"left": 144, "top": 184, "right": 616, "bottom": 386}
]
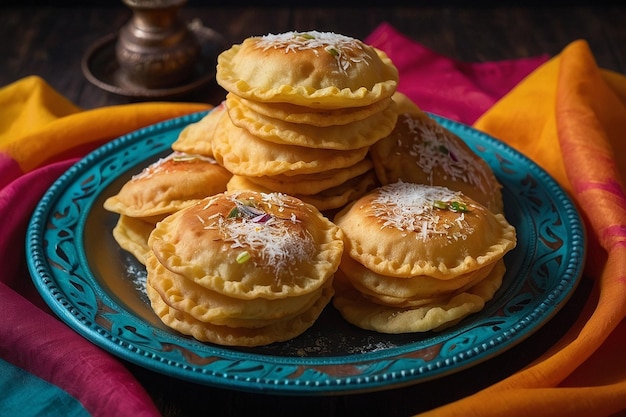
[{"left": 419, "top": 40, "right": 626, "bottom": 417}]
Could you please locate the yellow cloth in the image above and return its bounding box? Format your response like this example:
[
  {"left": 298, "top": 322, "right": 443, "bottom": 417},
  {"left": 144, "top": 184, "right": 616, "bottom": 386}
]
[
  {"left": 0, "top": 75, "right": 210, "bottom": 172},
  {"left": 420, "top": 40, "right": 626, "bottom": 417},
  {"left": 0, "top": 75, "right": 81, "bottom": 142}
]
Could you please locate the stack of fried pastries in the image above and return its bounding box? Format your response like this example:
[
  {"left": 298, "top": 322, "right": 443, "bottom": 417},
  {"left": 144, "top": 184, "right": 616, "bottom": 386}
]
[
  {"left": 333, "top": 181, "right": 516, "bottom": 333},
  {"left": 102, "top": 30, "right": 519, "bottom": 345},
  {"left": 146, "top": 191, "right": 344, "bottom": 346},
  {"left": 173, "top": 31, "right": 400, "bottom": 211}
]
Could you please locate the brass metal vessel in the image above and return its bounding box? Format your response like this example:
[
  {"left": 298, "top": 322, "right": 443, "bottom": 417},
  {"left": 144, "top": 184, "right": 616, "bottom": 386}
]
[{"left": 115, "top": 0, "right": 200, "bottom": 89}]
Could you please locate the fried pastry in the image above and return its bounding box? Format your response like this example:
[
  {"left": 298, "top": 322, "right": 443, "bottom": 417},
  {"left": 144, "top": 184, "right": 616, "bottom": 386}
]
[
  {"left": 103, "top": 151, "right": 231, "bottom": 220},
  {"left": 146, "top": 253, "right": 326, "bottom": 328},
  {"left": 148, "top": 190, "right": 344, "bottom": 300},
  {"left": 227, "top": 170, "right": 378, "bottom": 212},
  {"left": 216, "top": 31, "right": 398, "bottom": 109},
  {"left": 146, "top": 190, "right": 343, "bottom": 346},
  {"left": 111, "top": 215, "right": 154, "bottom": 265},
  {"left": 171, "top": 104, "right": 225, "bottom": 156},
  {"left": 371, "top": 111, "right": 503, "bottom": 212},
  {"left": 225, "top": 93, "right": 398, "bottom": 150},
  {"left": 392, "top": 91, "right": 423, "bottom": 116},
  {"left": 334, "top": 182, "right": 516, "bottom": 279},
  {"left": 228, "top": 93, "right": 394, "bottom": 126},
  {"left": 147, "top": 279, "right": 334, "bottom": 347},
  {"left": 245, "top": 158, "right": 374, "bottom": 196},
  {"left": 333, "top": 260, "right": 505, "bottom": 333},
  {"left": 339, "top": 253, "right": 500, "bottom": 307},
  {"left": 211, "top": 112, "right": 370, "bottom": 177}
]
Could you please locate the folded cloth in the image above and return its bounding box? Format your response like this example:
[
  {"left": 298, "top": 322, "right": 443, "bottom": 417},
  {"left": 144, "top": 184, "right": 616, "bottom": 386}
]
[
  {"left": 416, "top": 37, "right": 626, "bottom": 417},
  {"left": 369, "top": 25, "right": 626, "bottom": 416},
  {"left": 2, "top": 22, "right": 626, "bottom": 417},
  {"left": 0, "top": 75, "right": 210, "bottom": 416},
  {"left": 366, "top": 22, "right": 550, "bottom": 125}
]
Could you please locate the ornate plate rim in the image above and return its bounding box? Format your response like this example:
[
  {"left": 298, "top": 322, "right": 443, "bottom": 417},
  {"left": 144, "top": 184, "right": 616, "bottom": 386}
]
[{"left": 26, "top": 110, "right": 586, "bottom": 395}]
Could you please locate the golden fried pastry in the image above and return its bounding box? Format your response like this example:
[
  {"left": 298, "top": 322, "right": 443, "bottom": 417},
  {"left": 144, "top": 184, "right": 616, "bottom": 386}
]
[
  {"left": 111, "top": 215, "right": 154, "bottom": 265},
  {"left": 245, "top": 158, "right": 373, "bottom": 196},
  {"left": 148, "top": 190, "right": 344, "bottom": 300},
  {"left": 228, "top": 93, "right": 394, "bottom": 126},
  {"left": 371, "top": 111, "right": 503, "bottom": 213},
  {"left": 339, "top": 254, "right": 500, "bottom": 308},
  {"left": 293, "top": 171, "right": 378, "bottom": 212},
  {"left": 147, "top": 278, "right": 334, "bottom": 347},
  {"left": 333, "top": 260, "right": 505, "bottom": 334},
  {"left": 103, "top": 151, "right": 231, "bottom": 220},
  {"left": 146, "top": 253, "right": 326, "bottom": 328},
  {"left": 146, "top": 190, "right": 343, "bottom": 346},
  {"left": 225, "top": 93, "right": 398, "bottom": 150},
  {"left": 334, "top": 182, "right": 516, "bottom": 279},
  {"left": 216, "top": 31, "right": 398, "bottom": 109},
  {"left": 227, "top": 170, "right": 378, "bottom": 212},
  {"left": 392, "top": 91, "right": 423, "bottom": 116},
  {"left": 171, "top": 104, "right": 225, "bottom": 156},
  {"left": 211, "top": 112, "right": 369, "bottom": 177}
]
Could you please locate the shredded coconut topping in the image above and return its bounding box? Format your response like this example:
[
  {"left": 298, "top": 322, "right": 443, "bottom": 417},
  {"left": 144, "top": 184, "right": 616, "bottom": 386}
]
[
  {"left": 202, "top": 193, "right": 315, "bottom": 273},
  {"left": 370, "top": 182, "right": 473, "bottom": 241},
  {"left": 402, "top": 116, "right": 488, "bottom": 194},
  {"left": 255, "top": 31, "right": 371, "bottom": 73}
]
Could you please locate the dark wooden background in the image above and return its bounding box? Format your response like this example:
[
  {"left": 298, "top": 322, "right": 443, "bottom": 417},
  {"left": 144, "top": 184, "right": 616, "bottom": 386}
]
[
  {"left": 2, "top": 4, "right": 625, "bottom": 110},
  {"left": 1, "top": 3, "right": 623, "bottom": 417}
]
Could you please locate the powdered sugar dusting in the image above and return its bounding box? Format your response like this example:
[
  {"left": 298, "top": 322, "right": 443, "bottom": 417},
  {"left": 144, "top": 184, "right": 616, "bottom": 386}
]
[
  {"left": 255, "top": 31, "right": 371, "bottom": 73},
  {"left": 370, "top": 182, "right": 473, "bottom": 241}
]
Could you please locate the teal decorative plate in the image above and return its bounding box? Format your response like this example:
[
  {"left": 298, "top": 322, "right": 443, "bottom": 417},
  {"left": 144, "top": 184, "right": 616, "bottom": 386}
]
[{"left": 26, "top": 111, "right": 585, "bottom": 395}]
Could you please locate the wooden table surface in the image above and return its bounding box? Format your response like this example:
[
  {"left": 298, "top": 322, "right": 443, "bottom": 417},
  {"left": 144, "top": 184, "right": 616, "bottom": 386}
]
[
  {"left": 1, "top": 4, "right": 623, "bottom": 416},
  {"left": 3, "top": 4, "right": 626, "bottom": 110}
]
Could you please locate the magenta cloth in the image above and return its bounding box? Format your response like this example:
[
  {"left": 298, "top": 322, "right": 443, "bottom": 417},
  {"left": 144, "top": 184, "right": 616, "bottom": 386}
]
[
  {"left": 1, "top": 23, "right": 549, "bottom": 416},
  {"left": 366, "top": 22, "right": 550, "bottom": 124},
  {"left": 0, "top": 157, "right": 162, "bottom": 417}
]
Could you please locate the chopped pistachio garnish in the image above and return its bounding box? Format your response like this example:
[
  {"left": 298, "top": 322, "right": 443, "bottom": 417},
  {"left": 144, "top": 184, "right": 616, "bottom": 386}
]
[
  {"left": 236, "top": 251, "right": 251, "bottom": 264},
  {"left": 172, "top": 154, "right": 196, "bottom": 162},
  {"left": 325, "top": 46, "right": 339, "bottom": 56},
  {"left": 227, "top": 199, "right": 267, "bottom": 219},
  {"left": 448, "top": 201, "right": 469, "bottom": 212},
  {"left": 433, "top": 200, "right": 470, "bottom": 212},
  {"left": 296, "top": 33, "right": 315, "bottom": 40},
  {"left": 227, "top": 207, "right": 240, "bottom": 218},
  {"left": 432, "top": 200, "right": 448, "bottom": 210}
]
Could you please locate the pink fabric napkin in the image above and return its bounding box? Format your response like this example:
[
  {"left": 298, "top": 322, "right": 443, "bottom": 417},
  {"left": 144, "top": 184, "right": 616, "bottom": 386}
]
[
  {"left": 0, "top": 160, "right": 162, "bottom": 417},
  {"left": 366, "top": 22, "right": 550, "bottom": 124}
]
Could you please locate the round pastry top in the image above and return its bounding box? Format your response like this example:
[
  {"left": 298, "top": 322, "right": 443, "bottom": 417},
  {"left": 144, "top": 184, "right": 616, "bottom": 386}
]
[
  {"left": 371, "top": 112, "right": 504, "bottom": 213},
  {"left": 335, "top": 182, "right": 517, "bottom": 279},
  {"left": 216, "top": 31, "right": 398, "bottom": 108},
  {"left": 103, "top": 151, "right": 231, "bottom": 218},
  {"left": 149, "top": 190, "right": 344, "bottom": 298}
]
